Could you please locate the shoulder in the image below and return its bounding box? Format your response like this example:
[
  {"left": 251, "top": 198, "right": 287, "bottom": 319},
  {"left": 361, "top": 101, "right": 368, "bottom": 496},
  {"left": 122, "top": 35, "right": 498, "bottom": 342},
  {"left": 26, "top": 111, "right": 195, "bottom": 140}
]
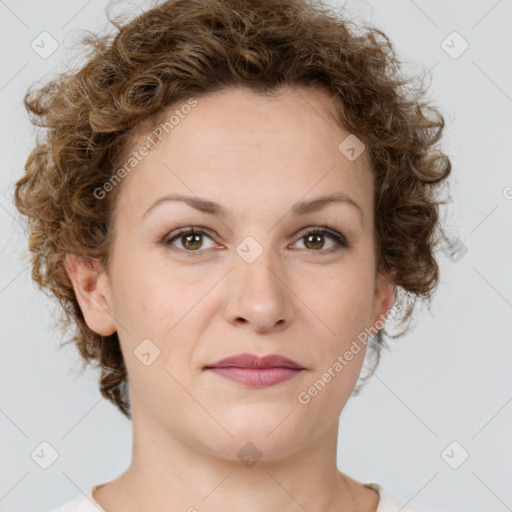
[
  {"left": 365, "top": 482, "right": 428, "bottom": 512},
  {"left": 49, "top": 483, "right": 106, "bottom": 512}
]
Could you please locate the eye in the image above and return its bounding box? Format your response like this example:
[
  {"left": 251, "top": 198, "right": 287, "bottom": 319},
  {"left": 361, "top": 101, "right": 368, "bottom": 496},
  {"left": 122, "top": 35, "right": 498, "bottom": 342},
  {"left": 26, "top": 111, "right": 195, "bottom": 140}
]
[
  {"left": 162, "top": 226, "right": 217, "bottom": 255},
  {"left": 160, "top": 225, "right": 349, "bottom": 256},
  {"left": 292, "top": 226, "right": 349, "bottom": 254}
]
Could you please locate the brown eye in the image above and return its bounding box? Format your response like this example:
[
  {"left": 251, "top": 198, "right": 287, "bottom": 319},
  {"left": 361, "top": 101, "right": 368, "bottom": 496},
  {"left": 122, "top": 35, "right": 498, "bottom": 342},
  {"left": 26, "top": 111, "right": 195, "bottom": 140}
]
[
  {"left": 180, "top": 232, "right": 203, "bottom": 250},
  {"left": 293, "top": 227, "right": 349, "bottom": 253},
  {"left": 161, "top": 225, "right": 349, "bottom": 257},
  {"left": 304, "top": 233, "right": 325, "bottom": 250},
  {"left": 163, "top": 227, "right": 216, "bottom": 253}
]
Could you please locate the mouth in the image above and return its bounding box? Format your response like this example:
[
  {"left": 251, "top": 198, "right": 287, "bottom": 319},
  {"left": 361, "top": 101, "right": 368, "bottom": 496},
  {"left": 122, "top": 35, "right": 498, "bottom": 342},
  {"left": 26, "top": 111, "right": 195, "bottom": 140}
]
[{"left": 203, "top": 353, "right": 306, "bottom": 388}]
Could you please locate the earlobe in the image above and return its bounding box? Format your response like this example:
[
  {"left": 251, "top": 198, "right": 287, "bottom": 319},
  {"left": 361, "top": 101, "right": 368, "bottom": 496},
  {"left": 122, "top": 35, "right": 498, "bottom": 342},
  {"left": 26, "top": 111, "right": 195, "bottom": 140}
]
[
  {"left": 372, "top": 271, "right": 396, "bottom": 327},
  {"left": 64, "top": 253, "right": 117, "bottom": 336}
]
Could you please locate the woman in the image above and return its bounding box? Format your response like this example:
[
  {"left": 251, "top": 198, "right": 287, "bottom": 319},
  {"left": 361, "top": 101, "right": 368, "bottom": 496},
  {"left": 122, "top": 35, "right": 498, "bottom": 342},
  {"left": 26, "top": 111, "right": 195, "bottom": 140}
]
[{"left": 14, "top": 0, "right": 451, "bottom": 510}]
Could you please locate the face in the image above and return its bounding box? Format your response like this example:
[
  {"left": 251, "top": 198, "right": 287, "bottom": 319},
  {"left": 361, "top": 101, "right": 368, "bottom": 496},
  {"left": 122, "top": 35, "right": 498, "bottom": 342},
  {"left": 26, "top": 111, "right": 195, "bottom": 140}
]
[{"left": 68, "top": 86, "right": 395, "bottom": 461}]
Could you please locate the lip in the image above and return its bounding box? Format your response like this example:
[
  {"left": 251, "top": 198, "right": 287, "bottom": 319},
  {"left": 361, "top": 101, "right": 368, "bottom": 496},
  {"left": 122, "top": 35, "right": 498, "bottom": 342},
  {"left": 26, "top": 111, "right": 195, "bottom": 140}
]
[{"left": 204, "top": 353, "right": 305, "bottom": 388}]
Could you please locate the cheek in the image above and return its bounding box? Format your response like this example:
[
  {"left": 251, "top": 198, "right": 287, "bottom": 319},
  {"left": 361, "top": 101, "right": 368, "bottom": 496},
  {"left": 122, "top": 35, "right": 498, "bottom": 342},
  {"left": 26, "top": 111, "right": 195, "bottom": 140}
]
[
  {"left": 308, "top": 265, "right": 375, "bottom": 342},
  {"left": 110, "top": 247, "right": 176, "bottom": 314},
  {"left": 114, "top": 270, "right": 195, "bottom": 409},
  {"left": 113, "top": 262, "right": 209, "bottom": 369}
]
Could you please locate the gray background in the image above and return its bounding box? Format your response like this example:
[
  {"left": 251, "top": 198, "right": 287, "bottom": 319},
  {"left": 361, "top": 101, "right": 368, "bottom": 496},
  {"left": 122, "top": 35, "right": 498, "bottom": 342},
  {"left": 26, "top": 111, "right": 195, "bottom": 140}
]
[{"left": 1, "top": 0, "right": 511, "bottom": 511}]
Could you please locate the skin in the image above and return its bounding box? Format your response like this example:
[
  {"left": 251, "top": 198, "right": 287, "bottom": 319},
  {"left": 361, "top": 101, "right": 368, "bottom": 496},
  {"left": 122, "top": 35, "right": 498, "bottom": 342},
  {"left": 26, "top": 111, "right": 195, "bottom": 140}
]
[{"left": 65, "top": 85, "right": 395, "bottom": 512}]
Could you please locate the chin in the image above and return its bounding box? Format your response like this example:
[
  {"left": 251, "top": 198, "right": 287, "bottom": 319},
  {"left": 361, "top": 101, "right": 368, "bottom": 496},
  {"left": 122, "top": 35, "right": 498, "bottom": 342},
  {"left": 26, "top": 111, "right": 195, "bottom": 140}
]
[{"left": 193, "top": 420, "right": 310, "bottom": 465}]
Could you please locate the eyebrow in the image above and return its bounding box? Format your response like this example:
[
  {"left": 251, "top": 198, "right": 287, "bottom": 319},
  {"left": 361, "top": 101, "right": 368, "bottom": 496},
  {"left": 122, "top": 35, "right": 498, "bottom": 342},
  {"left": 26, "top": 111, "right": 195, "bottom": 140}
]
[{"left": 142, "top": 192, "right": 363, "bottom": 223}]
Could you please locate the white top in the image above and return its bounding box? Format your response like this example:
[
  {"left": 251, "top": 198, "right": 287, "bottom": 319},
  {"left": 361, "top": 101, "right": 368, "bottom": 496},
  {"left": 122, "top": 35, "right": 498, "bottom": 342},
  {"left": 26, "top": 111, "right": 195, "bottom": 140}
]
[{"left": 50, "top": 482, "right": 427, "bottom": 511}]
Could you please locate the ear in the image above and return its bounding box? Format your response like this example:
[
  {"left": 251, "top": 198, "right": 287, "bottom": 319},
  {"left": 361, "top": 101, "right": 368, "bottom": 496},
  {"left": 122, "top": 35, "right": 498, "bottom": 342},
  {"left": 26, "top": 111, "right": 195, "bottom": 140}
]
[
  {"left": 371, "top": 270, "right": 396, "bottom": 328},
  {"left": 64, "top": 253, "right": 117, "bottom": 336}
]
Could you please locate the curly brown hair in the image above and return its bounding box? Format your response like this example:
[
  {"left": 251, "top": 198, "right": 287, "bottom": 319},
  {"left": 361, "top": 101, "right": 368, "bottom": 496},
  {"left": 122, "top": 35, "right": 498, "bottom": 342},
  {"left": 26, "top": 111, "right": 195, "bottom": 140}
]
[{"left": 13, "top": 0, "right": 451, "bottom": 419}]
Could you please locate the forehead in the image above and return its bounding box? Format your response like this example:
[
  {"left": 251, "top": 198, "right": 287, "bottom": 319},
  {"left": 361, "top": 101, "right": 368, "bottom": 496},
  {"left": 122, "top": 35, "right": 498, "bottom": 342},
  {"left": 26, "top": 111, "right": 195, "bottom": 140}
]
[{"left": 113, "top": 86, "right": 374, "bottom": 226}]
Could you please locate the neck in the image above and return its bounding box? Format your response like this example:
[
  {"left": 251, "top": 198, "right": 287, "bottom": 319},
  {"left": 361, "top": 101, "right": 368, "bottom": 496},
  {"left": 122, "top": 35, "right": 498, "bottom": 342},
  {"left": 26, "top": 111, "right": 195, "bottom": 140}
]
[{"left": 93, "top": 398, "right": 378, "bottom": 512}]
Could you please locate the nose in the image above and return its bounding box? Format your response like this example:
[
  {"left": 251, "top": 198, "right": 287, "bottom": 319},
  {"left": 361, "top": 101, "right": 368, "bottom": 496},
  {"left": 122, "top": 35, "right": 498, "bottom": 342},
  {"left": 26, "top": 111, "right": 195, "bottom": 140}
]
[{"left": 222, "top": 246, "right": 295, "bottom": 333}]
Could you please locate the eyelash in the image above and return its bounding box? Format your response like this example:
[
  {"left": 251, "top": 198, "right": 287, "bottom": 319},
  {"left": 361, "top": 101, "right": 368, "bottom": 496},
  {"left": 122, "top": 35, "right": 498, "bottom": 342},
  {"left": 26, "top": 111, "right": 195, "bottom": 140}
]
[{"left": 159, "top": 225, "right": 349, "bottom": 257}]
